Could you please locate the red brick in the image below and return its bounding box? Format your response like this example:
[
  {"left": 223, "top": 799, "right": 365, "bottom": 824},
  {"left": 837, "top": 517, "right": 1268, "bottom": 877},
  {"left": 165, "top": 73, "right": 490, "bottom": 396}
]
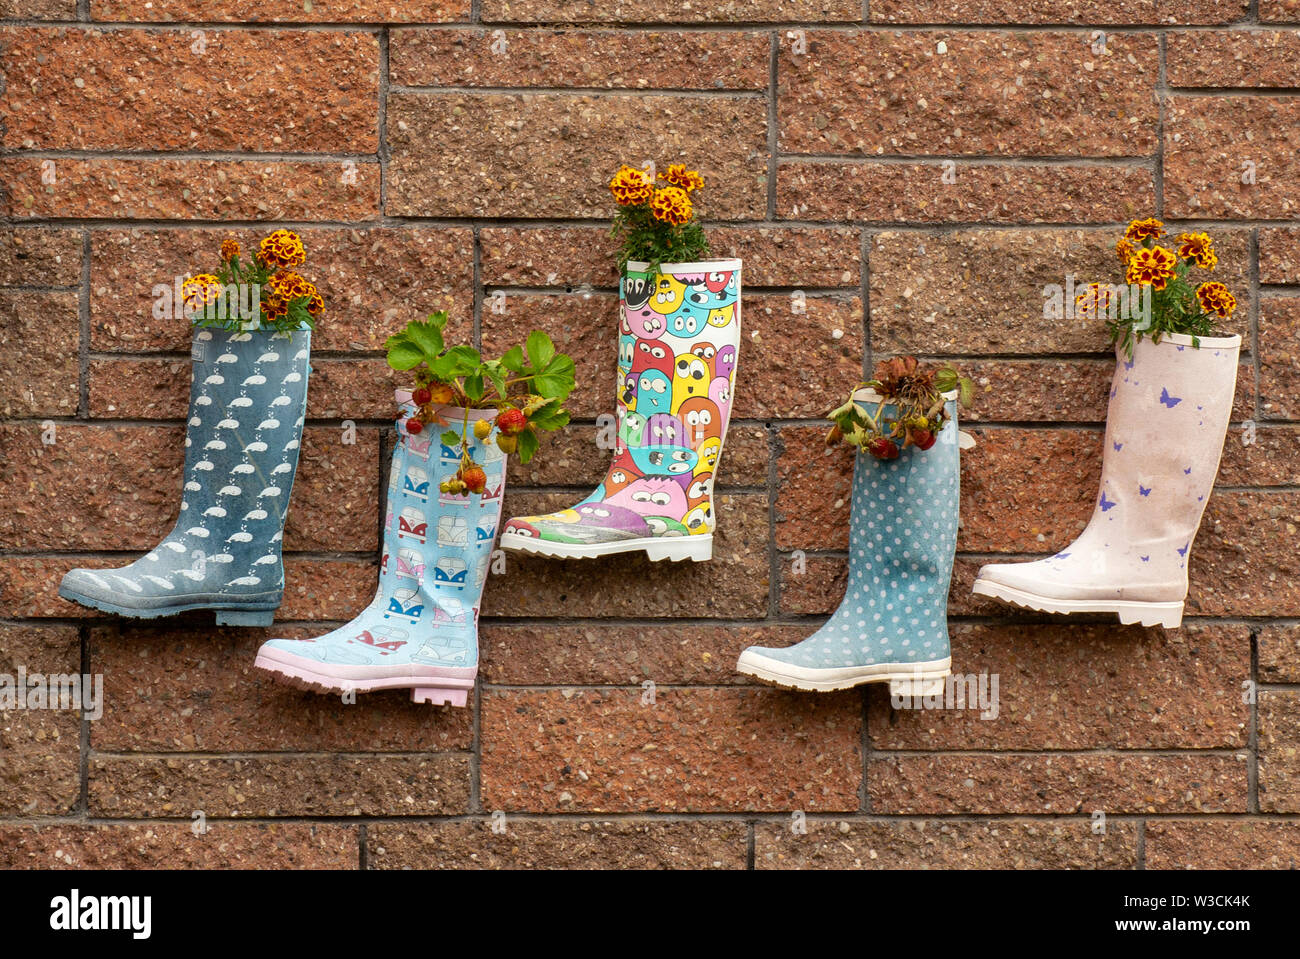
[
  {"left": 1165, "top": 97, "right": 1300, "bottom": 218},
  {"left": 479, "top": 225, "right": 862, "bottom": 288},
  {"left": 1218, "top": 425, "right": 1300, "bottom": 487},
  {"left": 93, "top": 0, "right": 470, "bottom": 21},
  {"left": 0, "top": 28, "right": 378, "bottom": 152},
  {"left": 779, "top": 161, "right": 1154, "bottom": 223},
  {"left": 0, "top": 227, "right": 81, "bottom": 287},
  {"left": 870, "top": 0, "right": 1246, "bottom": 22},
  {"left": 1189, "top": 491, "right": 1300, "bottom": 617},
  {"left": 1259, "top": 624, "right": 1300, "bottom": 683},
  {"left": 89, "top": 228, "right": 472, "bottom": 353},
  {"left": 482, "top": 493, "right": 769, "bottom": 618},
  {"left": 0, "top": 0, "right": 76, "bottom": 16},
  {"left": 0, "top": 822, "right": 359, "bottom": 869},
  {"left": 480, "top": 623, "right": 808, "bottom": 686},
  {"left": 775, "top": 425, "right": 854, "bottom": 551},
  {"left": 0, "top": 291, "right": 80, "bottom": 417},
  {"left": 1259, "top": 297, "right": 1300, "bottom": 419},
  {"left": 780, "top": 32, "right": 1159, "bottom": 157},
  {"left": 391, "top": 28, "right": 768, "bottom": 89},
  {"left": 91, "top": 624, "right": 472, "bottom": 752},
  {"left": 89, "top": 753, "right": 471, "bottom": 817},
  {"left": 0, "top": 624, "right": 82, "bottom": 816},
  {"left": 2, "top": 157, "right": 380, "bottom": 222},
  {"left": 756, "top": 819, "right": 1138, "bottom": 869},
  {"left": 1262, "top": 0, "right": 1300, "bottom": 21},
  {"left": 1259, "top": 227, "right": 1300, "bottom": 284},
  {"left": 369, "top": 820, "right": 746, "bottom": 869},
  {"left": 481, "top": 687, "right": 862, "bottom": 812},
  {"left": 870, "top": 753, "right": 1248, "bottom": 814},
  {"left": 1259, "top": 690, "right": 1300, "bottom": 812},
  {"left": 778, "top": 552, "right": 848, "bottom": 617},
  {"left": 868, "top": 623, "right": 1250, "bottom": 750},
  {"left": 1167, "top": 30, "right": 1300, "bottom": 87},
  {"left": 1146, "top": 820, "right": 1300, "bottom": 869},
  {"left": 387, "top": 92, "right": 768, "bottom": 219},
  {"left": 480, "top": 0, "right": 860, "bottom": 21}
]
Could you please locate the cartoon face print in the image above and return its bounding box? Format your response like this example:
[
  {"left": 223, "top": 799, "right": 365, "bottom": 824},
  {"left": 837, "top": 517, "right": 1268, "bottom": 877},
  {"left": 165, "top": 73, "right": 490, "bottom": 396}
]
[
  {"left": 607, "top": 476, "right": 689, "bottom": 519},
  {"left": 621, "top": 371, "right": 639, "bottom": 411},
  {"left": 644, "top": 516, "right": 690, "bottom": 537},
  {"left": 714, "top": 343, "right": 737, "bottom": 382},
  {"left": 694, "top": 436, "right": 721, "bottom": 476},
  {"left": 671, "top": 351, "right": 710, "bottom": 409},
  {"left": 629, "top": 444, "right": 697, "bottom": 476},
  {"left": 708, "top": 376, "right": 732, "bottom": 422},
  {"left": 707, "top": 304, "right": 735, "bottom": 329},
  {"left": 504, "top": 518, "right": 541, "bottom": 538},
  {"left": 666, "top": 301, "right": 709, "bottom": 339},
  {"left": 618, "top": 333, "right": 636, "bottom": 374},
  {"left": 619, "top": 410, "right": 647, "bottom": 450},
  {"left": 575, "top": 502, "right": 651, "bottom": 536},
  {"left": 624, "top": 302, "right": 667, "bottom": 340},
  {"left": 683, "top": 503, "right": 713, "bottom": 535},
  {"left": 649, "top": 274, "right": 688, "bottom": 315},
  {"left": 602, "top": 463, "right": 640, "bottom": 497},
  {"left": 642, "top": 413, "right": 686, "bottom": 450},
  {"left": 690, "top": 341, "right": 717, "bottom": 380},
  {"left": 677, "top": 396, "right": 721, "bottom": 449},
  {"left": 623, "top": 273, "right": 652, "bottom": 311},
  {"left": 704, "top": 271, "right": 733, "bottom": 295},
  {"left": 686, "top": 472, "right": 713, "bottom": 509},
  {"left": 636, "top": 369, "right": 672, "bottom": 417},
  {"left": 630, "top": 338, "right": 673, "bottom": 380}
]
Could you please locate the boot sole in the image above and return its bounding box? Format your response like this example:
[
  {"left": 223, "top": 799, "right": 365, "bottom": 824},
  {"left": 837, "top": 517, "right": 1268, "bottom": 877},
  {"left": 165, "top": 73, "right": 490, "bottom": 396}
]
[
  {"left": 57, "top": 584, "right": 280, "bottom": 626},
  {"left": 971, "top": 579, "right": 1184, "bottom": 628},
  {"left": 736, "top": 650, "right": 952, "bottom": 694},
  {"left": 254, "top": 647, "right": 475, "bottom": 707},
  {"left": 499, "top": 531, "right": 712, "bottom": 562}
]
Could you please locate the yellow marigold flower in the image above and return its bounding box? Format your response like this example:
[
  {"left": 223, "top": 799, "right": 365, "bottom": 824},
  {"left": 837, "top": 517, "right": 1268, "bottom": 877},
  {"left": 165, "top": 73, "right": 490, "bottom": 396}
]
[
  {"left": 307, "top": 291, "right": 325, "bottom": 318},
  {"left": 258, "top": 229, "right": 306, "bottom": 269},
  {"left": 609, "top": 165, "right": 653, "bottom": 206},
  {"left": 1115, "top": 237, "right": 1136, "bottom": 264},
  {"left": 1075, "top": 282, "right": 1113, "bottom": 319},
  {"left": 1176, "top": 232, "right": 1217, "bottom": 270},
  {"left": 263, "top": 297, "right": 289, "bottom": 322},
  {"left": 268, "top": 270, "right": 314, "bottom": 303},
  {"left": 1125, "top": 245, "right": 1178, "bottom": 291},
  {"left": 649, "top": 186, "right": 692, "bottom": 226},
  {"left": 1196, "top": 281, "right": 1236, "bottom": 319},
  {"left": 659, "top": 164, "right": 704, "bottom": 192},
  {"left": 220, "top": 238, "right": 241, "bottom": 262},
  {"left": 182, "top": 273, "right": 224, "bottom": 313},
  {"left": 1124, "top": 217, "right": 1166, "bottom": 243}
]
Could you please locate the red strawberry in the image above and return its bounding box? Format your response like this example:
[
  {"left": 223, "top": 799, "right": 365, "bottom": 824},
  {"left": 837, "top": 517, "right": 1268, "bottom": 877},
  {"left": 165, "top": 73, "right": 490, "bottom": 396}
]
[
  {"left": 412, "top": 387, "right": 432, "bottom": 406},
  {"left": 497, "top": 407, "right": 527, "bottom": 436},
  {"left": 405, "top": 417, "right": 424, "bottom": 434},
  {"left": 911, "top": 428, "right": 936, "bottom": 450},
  {"left": 866, "top": 437, "right": 900, "bottom": 460},
  {"left": 460, "top": 465, "right": 487, "bottom": 495}
]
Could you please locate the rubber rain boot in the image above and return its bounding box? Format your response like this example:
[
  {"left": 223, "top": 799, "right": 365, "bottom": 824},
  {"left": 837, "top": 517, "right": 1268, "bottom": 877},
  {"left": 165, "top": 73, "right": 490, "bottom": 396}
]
[
  {"left": 973, "top": 332, "right": 1241, "bottom": 628},
  {"left": 255, "top": 394, "right": 504, "bottom": 706},
  {"left": 737, "top": 394, "right": 961, "bottom": 694},
  {"left": 58, "top": 326, "right": 311, "bottom": 626},
  {"left": 498, "top": 259, "right": 741, "bottom": 562}
]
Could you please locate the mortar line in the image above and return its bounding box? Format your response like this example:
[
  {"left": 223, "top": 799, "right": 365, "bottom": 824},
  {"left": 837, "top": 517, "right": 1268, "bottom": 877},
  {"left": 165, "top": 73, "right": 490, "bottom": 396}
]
[{"left": 1249, "top": 627, "right": 1260, "bottom": 814}]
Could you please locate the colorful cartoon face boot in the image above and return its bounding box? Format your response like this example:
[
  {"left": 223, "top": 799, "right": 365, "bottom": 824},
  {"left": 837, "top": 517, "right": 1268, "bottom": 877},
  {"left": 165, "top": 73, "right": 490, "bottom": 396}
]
[
  {"left": 973, "top": 332, "right": 1241, "bottom": 628},
  {"left": 255, "top": 394, "right": 503, "bottom": 706},
  {"left": 499, "top": 259, "right": 741, "bottom": 562},
  {"left": 58, "top": 327, "right": 311, "bottom": 626},
  {"left": 737, "top": 394, "right": 961, "bottom": 694}
]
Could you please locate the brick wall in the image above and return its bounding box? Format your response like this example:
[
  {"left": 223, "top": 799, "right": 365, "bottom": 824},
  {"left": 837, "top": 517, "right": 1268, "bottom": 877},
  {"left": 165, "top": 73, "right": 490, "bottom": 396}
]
[{"left": 1, "top": 2, "right": 1298, "bottom": 870}]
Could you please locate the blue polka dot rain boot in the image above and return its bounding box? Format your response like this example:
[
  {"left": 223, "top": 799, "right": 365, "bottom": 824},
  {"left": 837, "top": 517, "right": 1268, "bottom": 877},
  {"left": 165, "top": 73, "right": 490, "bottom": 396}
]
[{"left": 737, "top": 393, "right": 962, "bottom": 694}]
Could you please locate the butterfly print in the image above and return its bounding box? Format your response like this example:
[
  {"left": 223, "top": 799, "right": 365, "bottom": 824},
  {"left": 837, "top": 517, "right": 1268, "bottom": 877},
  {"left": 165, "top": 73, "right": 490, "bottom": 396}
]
[{"left": 1159, "top": 387, "right": 1182, "bottom": 408}]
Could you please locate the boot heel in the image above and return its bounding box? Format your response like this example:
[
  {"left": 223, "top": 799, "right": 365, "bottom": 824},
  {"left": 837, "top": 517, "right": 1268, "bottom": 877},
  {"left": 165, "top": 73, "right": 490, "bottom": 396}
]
[
  {"left": 888, "top": 675, "right": 947, "bottom": 698},
  {"left": 412, "top": 687, "right": 469, "bottom": 707},
  {"left": 644, "top": 535, "right": 712, "bottom": 563},
  {"left": 215, "top": 608, "right": 276, "bottom": 627}
]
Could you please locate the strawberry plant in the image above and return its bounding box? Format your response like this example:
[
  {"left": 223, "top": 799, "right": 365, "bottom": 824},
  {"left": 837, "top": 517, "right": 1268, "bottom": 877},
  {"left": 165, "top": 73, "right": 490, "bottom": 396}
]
[{"left": 827, "top": 357, "right": 974, "bottom": 460}]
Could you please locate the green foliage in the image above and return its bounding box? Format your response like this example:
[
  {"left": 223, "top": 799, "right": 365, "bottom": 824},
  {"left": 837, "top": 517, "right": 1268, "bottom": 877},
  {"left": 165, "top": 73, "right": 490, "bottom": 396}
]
[
  {"left": 1106, "top": 254, "right": 1219, "bottom": 358},
  {"left": 611, "top": 201, "right": 711, "bottom": 276}
]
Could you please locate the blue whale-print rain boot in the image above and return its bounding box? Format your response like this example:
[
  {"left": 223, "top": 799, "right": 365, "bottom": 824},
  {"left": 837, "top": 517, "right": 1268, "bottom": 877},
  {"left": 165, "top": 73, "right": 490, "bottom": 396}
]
[
  {"left": 255, "top": 393, "right": 504, "bottom": 706},
  {"left": 58, "top": 326, "right": 311, "bottom": 626},
  {"left": 736, "top": 393, "right": 962, "bottom": 694}
]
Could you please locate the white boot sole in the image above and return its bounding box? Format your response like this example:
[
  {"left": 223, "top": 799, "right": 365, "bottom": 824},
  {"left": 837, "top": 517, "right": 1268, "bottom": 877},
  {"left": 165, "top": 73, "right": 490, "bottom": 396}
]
[
  {"left": 972, "top": 578, "right": 1184, "bottom": 628},
  {"left": 499, "top": 531, "right": 712, "bottom": 562},
  {"left": 736, "top": 650, "right": 952, "bottom": 694}
]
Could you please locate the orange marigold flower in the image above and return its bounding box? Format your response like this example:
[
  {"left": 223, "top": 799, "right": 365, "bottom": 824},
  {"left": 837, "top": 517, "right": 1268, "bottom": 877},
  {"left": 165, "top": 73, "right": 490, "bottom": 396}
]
[
  {"left": 307, "top": 291, "right": 325, "bottom": 318},
  {"left": 1115, "top": 237, "right": 1136, "bottom": 264},
  {"left": 181, "top": 273, "right": 224, "bottom": 313},
  {"left": 659, "top": 164, "right": 704, "bottom": 192},
  {"left": 609, "top": 165, "right": 653, "bottom": 206},
  {"left": 257, "top": 229, "right": 306, "bottom": 269},
  {"left": 1074, "top": 282, "right": 1113, "bottom": 319},
  {"left": 1125, "top": 245, "right": 1178, "bottom": 291},
  {"left": 262, "top": 297, "right": 289, "bottom": 322},
  {"left": 220, "top": 238, "right": 241, "bottom": 262},
  {"left": 1196, "top": 281, "right": 1236, "bottom": 319},
  {"left": 1124, "top": 217, "right": 1166, "bottom": 243},
  {"left": 649, "top": 186, "right": 692, "bottom": 226},
  {"left": 1176, "top": 232, "right": 1218, "bottom": 270}
]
